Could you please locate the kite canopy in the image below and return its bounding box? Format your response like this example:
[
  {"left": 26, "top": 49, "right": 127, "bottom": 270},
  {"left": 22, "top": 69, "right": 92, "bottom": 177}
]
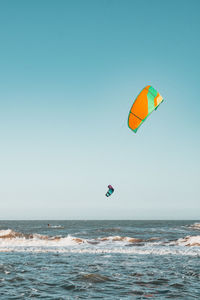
[
  {"left": 106, "top": 185, "right": 114, "bottom": 197},
  {"left": 128, "top": 85, "right": 163, "bottom": 133}
]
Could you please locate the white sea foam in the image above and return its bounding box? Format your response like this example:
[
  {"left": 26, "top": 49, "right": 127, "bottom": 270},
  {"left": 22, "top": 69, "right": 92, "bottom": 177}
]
[
  {"left": 0, "top": 229, "right": 200, "bottom": 256},
  {"left": 0, "top": 229, "right": 13, "bottom": 237},
  {"left": 0, "top": 245, "right": 199, "bottom": 256},
  {"left": 175, "top": 235, "right": 200, "bottom": 246},
  {"left": 189, "top": 223, "right": 200, "bottom": 230},
  {"left": 48, "top": 225, "right": 64, "bottom": 229}
]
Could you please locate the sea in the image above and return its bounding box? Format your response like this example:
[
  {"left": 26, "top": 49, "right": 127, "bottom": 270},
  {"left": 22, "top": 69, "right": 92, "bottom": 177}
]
[{"left": 0, "top": 220, "right": 200, "bottom": 299}]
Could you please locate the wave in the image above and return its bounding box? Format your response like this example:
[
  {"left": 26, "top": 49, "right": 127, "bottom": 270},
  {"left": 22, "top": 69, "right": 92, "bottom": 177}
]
[
  {"left": 173, "top": 235, "right": 200, "bottom": 247},
  {"left": 0, "top": 229, "right": 82, "bottom": 244},
  {"left": 0, "top": 229, "right": 155, "bottom": 247},
  {"left": 0, "top": 230, "right": 144, "bottom": 244},
  {"left": 0, "top": 229, "right": 60, "bottom": 241},
  {"left": 0, "top": 229, "right": 200, "bottom": 255},
  {"left": 47, "top": 225, "right": 64, "bottom": 229},
  {"left": 188, "top": 223, "right": 200, "bottom": 230},
  {"left": 0, "top": 246, "right": 199, "bottom": 256}
]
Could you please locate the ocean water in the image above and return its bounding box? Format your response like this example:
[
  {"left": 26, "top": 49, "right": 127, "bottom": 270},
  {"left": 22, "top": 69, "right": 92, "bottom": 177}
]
[{"left": 0, "top": 220, "right": 200, "bottom": 299}]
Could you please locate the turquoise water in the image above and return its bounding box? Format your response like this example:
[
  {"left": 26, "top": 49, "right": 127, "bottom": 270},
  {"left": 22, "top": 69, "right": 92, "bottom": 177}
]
[{"left": 0, "top": 220, "right": 200, "bottom": 299}]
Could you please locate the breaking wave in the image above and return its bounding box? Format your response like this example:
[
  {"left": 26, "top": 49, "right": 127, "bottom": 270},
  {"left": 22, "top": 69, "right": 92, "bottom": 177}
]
[
  {"left": 172, "top": 235, "right": 200, "bottom": 247},
  {"left": 188, "top": 223, "right": 200, "bottom": 230},
  {"left": 0, "top": 229, "right": 200, "bottom": 256}
]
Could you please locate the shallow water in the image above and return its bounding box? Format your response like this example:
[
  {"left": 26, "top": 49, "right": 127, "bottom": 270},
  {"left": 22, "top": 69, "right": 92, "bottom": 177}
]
[{"left": 0, "top": 220, "right": 200, "bottom": 299}]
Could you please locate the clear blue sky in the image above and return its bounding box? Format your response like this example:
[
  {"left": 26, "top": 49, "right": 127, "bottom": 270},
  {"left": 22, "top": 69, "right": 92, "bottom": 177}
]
[{"left": 0, "top": 0, "right": 199, "bottom": 219}]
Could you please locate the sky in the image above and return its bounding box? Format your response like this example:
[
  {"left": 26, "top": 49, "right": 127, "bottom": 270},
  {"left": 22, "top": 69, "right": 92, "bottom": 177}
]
[{"left": 0, "top": 0, "right": 200, "bottom": 220}]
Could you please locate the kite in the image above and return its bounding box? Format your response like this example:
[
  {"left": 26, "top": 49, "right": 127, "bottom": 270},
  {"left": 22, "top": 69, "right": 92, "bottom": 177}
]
[
  {"left": 106, "top": 185, "right": 114, "bottom": 197},
  {"left": 128, "top": 85, "right": 164, "bottom": 133}
]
